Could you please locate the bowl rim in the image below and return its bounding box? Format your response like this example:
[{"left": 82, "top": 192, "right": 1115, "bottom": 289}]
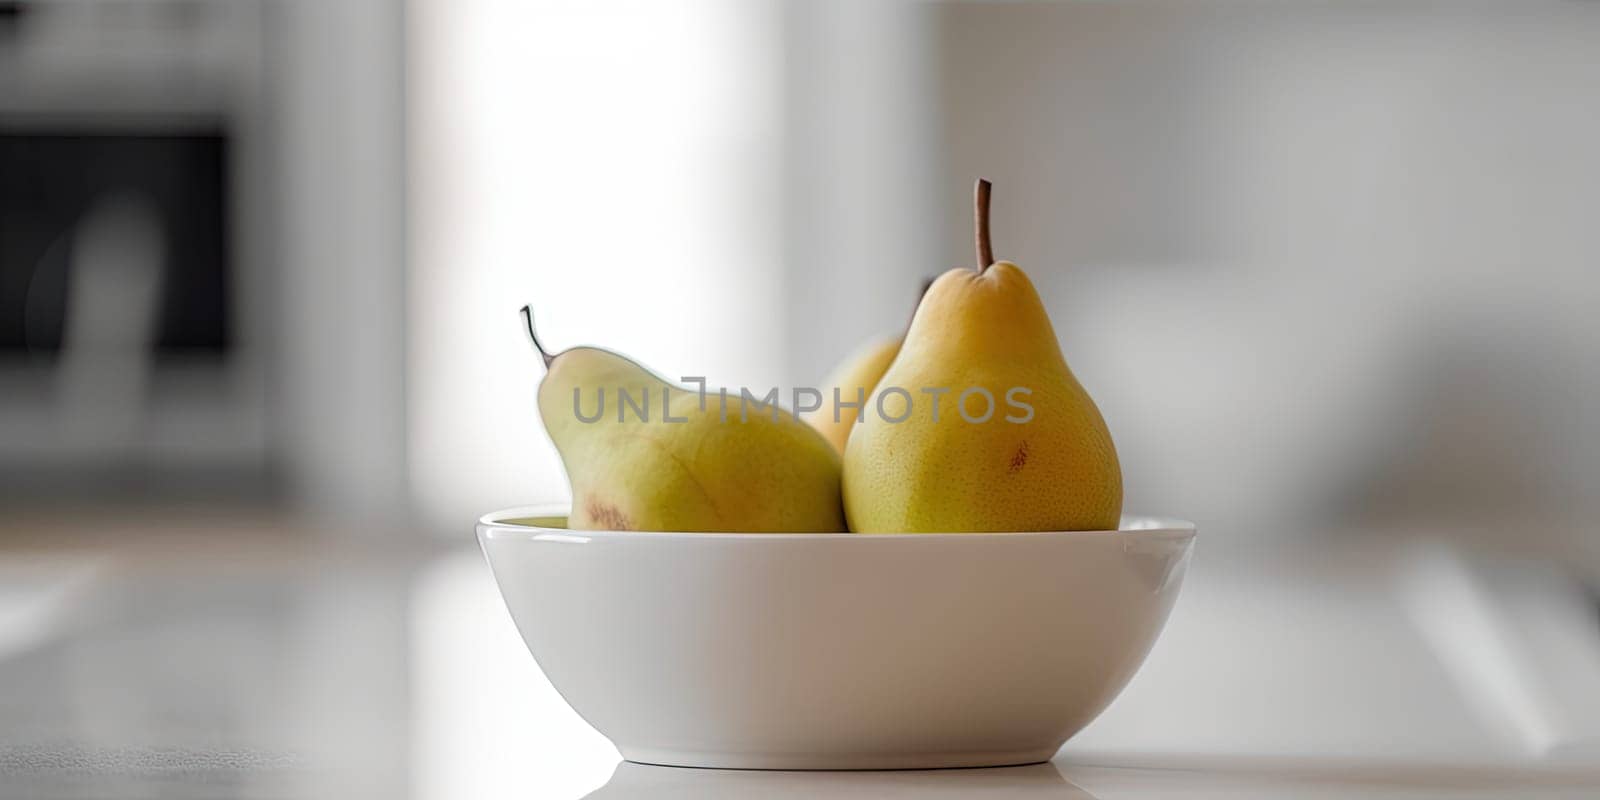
[{"left": 478, "top": 504, "right": 1196, "bottom": 542}]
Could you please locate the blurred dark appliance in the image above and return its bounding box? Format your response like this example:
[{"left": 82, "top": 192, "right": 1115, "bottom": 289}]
[
  {"left": 1, "top": 130, "right": 231, "bottom": 360},
  {"left": 0, "top": 0, "right": 270, "bottom": 505}
]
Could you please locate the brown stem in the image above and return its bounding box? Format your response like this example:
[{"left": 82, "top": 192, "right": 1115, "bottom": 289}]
[
  {"left": 974, "top": 178, "right": 994, "bottom": 271},
  {"left": 520, "top": 305, "right": 555, "bottom": 367}
]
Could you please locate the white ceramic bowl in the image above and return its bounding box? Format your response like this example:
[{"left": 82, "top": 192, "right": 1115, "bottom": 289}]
[{"left": 477, "top": 506, "right": 1195, "bottom": 770}]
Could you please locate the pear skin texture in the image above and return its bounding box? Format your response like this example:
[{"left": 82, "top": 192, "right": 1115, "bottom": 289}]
[
  {"left": 802, "top": 336, "right": 902, "bottom": 455},
  {"left": 842, "top": 262, "right": 1122, "bottom": 533},
  {"left": 539, "top": 347, "right": 847, "bottom": 533}
]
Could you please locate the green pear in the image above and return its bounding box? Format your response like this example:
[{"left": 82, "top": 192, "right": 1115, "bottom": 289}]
[
  {"left": 842, "top": 181, "right": 1122, "bottom": 532},
  {"left": 524, "top": 309, "right": 847, "bottom": 533}
]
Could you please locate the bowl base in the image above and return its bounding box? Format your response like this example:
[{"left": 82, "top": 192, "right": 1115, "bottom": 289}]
[{"left": 618, "top": 745, "right": 1061, "bottom": 771}]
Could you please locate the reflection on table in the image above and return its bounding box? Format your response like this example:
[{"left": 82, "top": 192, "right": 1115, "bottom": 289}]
[{"left": 585, "top": 761, "right": 1089, "bottom": 800}]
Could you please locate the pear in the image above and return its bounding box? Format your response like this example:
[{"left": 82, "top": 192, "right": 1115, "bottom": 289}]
[
  {"left": 802, "top": 280, "right": 933, "bottom": 455},
  {"left": 842, "top": 180, "right": 1122, "bottom": 532},
  {"left": 523, "top": 309, "right": 847, "bottom": 533},
  {"left": 804, "top": 336, "right": 900, "bottom": 455}
]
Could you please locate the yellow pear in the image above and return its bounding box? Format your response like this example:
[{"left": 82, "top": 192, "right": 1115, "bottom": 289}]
[
  {"left": 804, "top": 336, "right": 901, "bottom": 455},
  {"left": 802, "top": 280, "right": 933, "bottom": 454},
  {"left": 524, "top": 309, "right": 847, "bottom": 533},
  {"left": 842, "top": 181, "right": 1122, "bottom": 532}
]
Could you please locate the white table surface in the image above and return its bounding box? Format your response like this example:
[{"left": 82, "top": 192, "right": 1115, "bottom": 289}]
[{"left": 1, "top": 517, "right": 1596, "bottom": 799}]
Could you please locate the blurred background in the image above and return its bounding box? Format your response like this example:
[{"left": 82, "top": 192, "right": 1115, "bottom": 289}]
[{"left": 2, "top": 1, "right": 1598, "bottom": 797}]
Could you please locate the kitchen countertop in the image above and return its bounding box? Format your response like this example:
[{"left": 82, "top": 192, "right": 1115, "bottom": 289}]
[{"left": 1, "top": 515, "right": 1597, "bottom": 799}]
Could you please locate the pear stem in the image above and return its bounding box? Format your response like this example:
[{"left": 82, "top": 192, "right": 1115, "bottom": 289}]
[
  {"left": 520, "top": 305, "right": 555, "bottom": 368},
  {"left": 974, "top": 178, "right": 994, "bottom": 272}
]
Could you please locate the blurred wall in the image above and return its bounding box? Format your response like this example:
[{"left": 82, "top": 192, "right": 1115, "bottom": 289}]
[
  {"left": 407, "top": 0, "right": 952, "bottom": 530},
  {"left": 407, "top": 0, "right": 789, "bottom": 529},
  {"left": 929, "top": 0, "right": 1600, "bottom": 542},
  {"left": 405, "top": 0, "right": 1600, "bottom": 549},
  {"left": 779, "top": 0, "right": 943, "bottom": 388},
  {"left": 275, "top": 0, "right": 408, "bottom": 523}
]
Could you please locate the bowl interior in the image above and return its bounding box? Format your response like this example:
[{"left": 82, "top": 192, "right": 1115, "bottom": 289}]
[{"left": 480, "top": 504, "right": 1194, "bottom": 540}]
